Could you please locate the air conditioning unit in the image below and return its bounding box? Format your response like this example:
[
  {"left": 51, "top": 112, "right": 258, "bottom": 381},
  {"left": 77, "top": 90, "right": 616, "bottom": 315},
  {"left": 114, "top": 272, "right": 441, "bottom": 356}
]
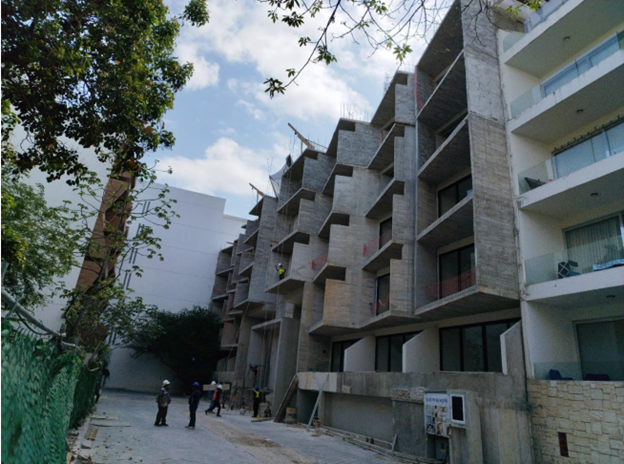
[{"left": 450, "top": 394, "right": 466, "bottom": 426}]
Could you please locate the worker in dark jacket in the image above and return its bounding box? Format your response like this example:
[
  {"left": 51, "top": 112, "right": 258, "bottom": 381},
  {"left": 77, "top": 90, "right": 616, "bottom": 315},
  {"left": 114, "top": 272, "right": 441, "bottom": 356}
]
[
  {"left": 155, "top": 380, "right": 171, "bottom": 426},
  {"left": 186, "top": 382, "right": 202, "bottom": 429},
  {"left": 252, "top": 386, "right": 262, "bottom": 418}
]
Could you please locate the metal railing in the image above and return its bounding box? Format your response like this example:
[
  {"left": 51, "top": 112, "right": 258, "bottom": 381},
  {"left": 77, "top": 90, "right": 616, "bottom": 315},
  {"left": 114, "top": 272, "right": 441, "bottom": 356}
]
[
  {"left": 425, "top": 268, "right": 476, "bottom": 300},
  {"left": 363, "top": 230, "right": 393, "bottom": 258},
  {"left": 311, "top": 252, "right": 328, "bottom": 271}
]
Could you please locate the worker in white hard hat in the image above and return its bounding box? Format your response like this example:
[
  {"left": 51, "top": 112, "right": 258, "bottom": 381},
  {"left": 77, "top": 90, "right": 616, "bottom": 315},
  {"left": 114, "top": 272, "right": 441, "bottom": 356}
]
[
  {"left": 155, "top": 380, "right": 171, "bottom": 426},
  {"left": 276, "top": 263, "right": 286, "bottom": 280},
  {"left": 204, "top": 381, "right": 217, "bottom": 414}
]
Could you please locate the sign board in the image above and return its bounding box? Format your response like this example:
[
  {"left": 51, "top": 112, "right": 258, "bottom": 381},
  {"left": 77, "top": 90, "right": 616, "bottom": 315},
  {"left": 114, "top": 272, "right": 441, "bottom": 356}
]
[{"left": 424, "top": 393, "right": 450, "bottom": 437}]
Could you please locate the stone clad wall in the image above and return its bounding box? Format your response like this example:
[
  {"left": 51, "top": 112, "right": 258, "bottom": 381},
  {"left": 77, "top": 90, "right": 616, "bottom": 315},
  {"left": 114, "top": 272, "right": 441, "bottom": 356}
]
[{"left": 528, "top": 380, "right": 624, "bottom": 463}]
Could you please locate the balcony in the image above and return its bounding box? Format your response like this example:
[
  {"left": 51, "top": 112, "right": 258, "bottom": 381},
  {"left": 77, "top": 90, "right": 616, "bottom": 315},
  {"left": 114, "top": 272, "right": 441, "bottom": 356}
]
[
  {"left": 417, "top": 51, "right": 466, "bottom": 132},
  {"left": 365, "top": 178, "right": 404, "bottom": 219},
  {"left": 272, "top": 228, "right": 310, "bottom": 254},
  {"left": 368, "top": 124, "right": 407, "bottom": 171},
  {"left": 417, "top": 194, "right": 474, "bottom": 249},
  {"left": 525, "top": 236, "right": 624, "bottom": 286},
  {"left": 249, "top": 196, "right": 265, "bottom": 216},
  {"left": 318, "top": 211, "right": 350, "bottom": 239},
  {"left": 265, "top": 272, "right": 306, "bottom": 295},
  {"left": 503, "top": 0, "right": 624, "bottom": 76},
  {"left": 238, "top": 260, "right": 254, "bottom": 278},
  {"left": 362, "top": 233, "right": 403, "bottom": 272},
  {"left": 509, "top": 42, "right": 624, "bottom": 142},
  {"left": 216, "top": 264, "right": 234, "bottom": 276},
  {"left": 281, "top": 147, "right": 321, "bottom": 183},
  {"left": 510, "top": 32, "right": 624, "bottom": 119},
  {"left": 518, "top": 119, "right": 624, "bottom": 194},
  {"left": 418, "top": 116, "right": 470, "bottom": 185},
  {"left": 322, "top": 163, "right": 353, "bottom": 196},
  {"left": 276, "top": 185, "right": 316, "bottom": 216}
]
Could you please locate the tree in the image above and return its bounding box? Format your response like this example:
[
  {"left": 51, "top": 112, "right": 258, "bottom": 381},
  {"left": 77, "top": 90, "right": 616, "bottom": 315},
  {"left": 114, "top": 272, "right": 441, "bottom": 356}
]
[
  {"left": 1, "top": 0, "right": 209, "bottom": 183},
  {"left": 1, "top": 170, "right": 80, "bottom": 308},
  {"left": 261, "top": 0, "right": 545, "bottom": 97},
  {"left": 124, "top": 306, "right": 222, "bottom": 391}
]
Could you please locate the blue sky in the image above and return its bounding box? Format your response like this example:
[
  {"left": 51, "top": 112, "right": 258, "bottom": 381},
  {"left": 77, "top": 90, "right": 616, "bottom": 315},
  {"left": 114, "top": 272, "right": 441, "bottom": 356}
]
[{"left": 148, "top": 0, "right": 438, "bottom": 218}]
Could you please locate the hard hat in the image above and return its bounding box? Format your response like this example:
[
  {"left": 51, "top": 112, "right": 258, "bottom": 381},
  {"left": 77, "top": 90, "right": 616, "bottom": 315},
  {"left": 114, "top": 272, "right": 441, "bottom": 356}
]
[
  {"left": 162, "top": 380, "right": 170, "bottom": 386},
  {"left": 278, "top": 263, "right": 282, "bottom": 266},
  {"left": 217, "top": 384, "right": 223, "bottom": 389},
  {"left": 210, "top": 381, "right": 216, "bottom": 385},
  {"left": 193, "top": 382, "right": 200, "bottom": 387}
]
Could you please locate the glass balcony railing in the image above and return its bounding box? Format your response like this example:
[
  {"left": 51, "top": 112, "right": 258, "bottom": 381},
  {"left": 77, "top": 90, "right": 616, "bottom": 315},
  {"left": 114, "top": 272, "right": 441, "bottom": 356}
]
[
  {"left": 525, "top": 236, "right": 624, "bottom": 285},
  {"left": 524, "top": 0, "right": 568, "bottom": 33},
  {"left": 510, "top": 31, "right": 624, "bottom": 119},
  {"left": 518, "top": 120, "right": 624, "bottom": 193}
]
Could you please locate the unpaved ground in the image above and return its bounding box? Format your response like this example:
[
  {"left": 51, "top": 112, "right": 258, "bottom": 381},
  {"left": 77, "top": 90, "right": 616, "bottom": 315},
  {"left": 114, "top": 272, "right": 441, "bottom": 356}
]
[{"left": 86, "top": 390, "right": 398, "bottom": 464}]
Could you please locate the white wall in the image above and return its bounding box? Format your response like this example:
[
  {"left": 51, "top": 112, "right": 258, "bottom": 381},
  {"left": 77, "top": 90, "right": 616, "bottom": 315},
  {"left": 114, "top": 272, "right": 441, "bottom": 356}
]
[
  {"left": 403, "top": 328, "right": 439, "bottom": 373},
  {"left": 106, "top": 184, "right": 245, "bottom": 392},
  {"left": 344, "top": 335, "right": 375, "bottom": 372}
]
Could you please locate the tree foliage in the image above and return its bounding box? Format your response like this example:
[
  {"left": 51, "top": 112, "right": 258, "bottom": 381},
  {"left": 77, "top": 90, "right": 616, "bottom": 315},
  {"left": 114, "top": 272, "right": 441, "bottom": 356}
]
[
  {"left": 262, "top": 0, "right": 545, "bottom": 97},
  {"left": 1, "top": 0, "right": 208, "bottom": 183},
  {"left": 124, "top": 306, "right": 222, "bottom": 391},
  {"left": 1, "top": 171, "right": 80, "bottom": 308}
]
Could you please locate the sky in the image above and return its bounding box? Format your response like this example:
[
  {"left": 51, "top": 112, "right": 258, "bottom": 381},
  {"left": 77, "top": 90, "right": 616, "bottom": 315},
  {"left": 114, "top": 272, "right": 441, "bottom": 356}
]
[{"left": 148, "top": 0, "right": 446, "bottom": 219}]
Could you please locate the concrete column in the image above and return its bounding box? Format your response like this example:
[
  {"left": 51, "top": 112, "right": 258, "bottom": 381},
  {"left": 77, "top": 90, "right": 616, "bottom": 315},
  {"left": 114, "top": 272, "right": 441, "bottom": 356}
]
[
  {"left": 403, "top": 328, "right": 439, "bottom": 373},
  {"left": 271, "top": 317, "right": 301, "bottom": 410},
  {"left": 344, "top": 335, "right": 375, "bottom": 371}
]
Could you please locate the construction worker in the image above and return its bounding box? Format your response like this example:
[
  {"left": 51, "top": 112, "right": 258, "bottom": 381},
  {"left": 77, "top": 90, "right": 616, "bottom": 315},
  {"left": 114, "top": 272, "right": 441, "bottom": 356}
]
[
  {"left": 204, "top": 381, "right": 217, "bottom": 414},
  {"left": 155, "top": 380, "right": 171, "bottom": 426},
  {"left": 186, "top": 382, "right": 202, "bottom": 429},
  {"left": 206, "top": 383, "right": 223, "bottom": 417},
  {"left": 276, "top": 263, "right": 286, "bottom": 280},
  {"left": 252, "top": 386, "right": 262, "bottom": 418}
]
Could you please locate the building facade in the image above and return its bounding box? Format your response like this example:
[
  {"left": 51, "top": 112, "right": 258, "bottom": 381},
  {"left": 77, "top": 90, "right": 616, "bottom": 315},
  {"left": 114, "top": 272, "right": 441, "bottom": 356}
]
[
  {"left": 104, "top": 184, "right": 246, "bottom": 392},
  {"left": 211, "top": 1, "right": 623, "bottom": 462},
  {"left": 498, "top": 0, "right": 624, "bottom": 462}
]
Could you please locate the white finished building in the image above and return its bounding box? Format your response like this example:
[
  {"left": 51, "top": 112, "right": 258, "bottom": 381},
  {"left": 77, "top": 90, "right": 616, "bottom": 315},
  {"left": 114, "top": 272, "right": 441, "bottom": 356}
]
[
  {"left": 105, "top": 184, "right": 246, "bottom": 392},
  {"left": 498, "top": 0, "right": 624, "bottom": 461}
]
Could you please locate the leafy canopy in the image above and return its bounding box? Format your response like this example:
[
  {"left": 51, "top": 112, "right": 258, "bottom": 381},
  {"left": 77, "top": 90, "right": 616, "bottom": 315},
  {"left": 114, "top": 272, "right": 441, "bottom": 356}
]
[{"left": 1, "top": 0, "right": 209, "bottom": 183}]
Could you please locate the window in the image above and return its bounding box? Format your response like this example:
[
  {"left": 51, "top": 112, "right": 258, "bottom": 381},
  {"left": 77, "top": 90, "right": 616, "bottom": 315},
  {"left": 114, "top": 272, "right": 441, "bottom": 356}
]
[
  {"left": 375, "top": 332, "right": 419, "bottom": 372},
  {"left": 576, "top": 319, "right": 624, "bottom": 381},
  {"left": 379, "top": 217, "right": 393, "bottom": 249},
  {"left": 440, "top": 319, "right": 519, "bottom": 372},
  {"left": 330, "top": 339, "right": 359, "bottom": 372},
  {"left": 438, "top": 245, "right": 475, "bottom": 298},
  {"left": 438, "top": 175, "right": 472, "bottom": 217},
  {"left": 373, "top": 273, "right": 391, "bottom": 315},
  {"left": 564, "top": 213, "right": 624, "bottom": 274}
]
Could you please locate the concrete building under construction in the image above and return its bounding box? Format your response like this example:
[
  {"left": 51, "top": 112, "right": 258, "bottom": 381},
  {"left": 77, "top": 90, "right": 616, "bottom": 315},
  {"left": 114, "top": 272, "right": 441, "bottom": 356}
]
[{"left": 211, "top": 1, "right": 624, "bottom": 462}]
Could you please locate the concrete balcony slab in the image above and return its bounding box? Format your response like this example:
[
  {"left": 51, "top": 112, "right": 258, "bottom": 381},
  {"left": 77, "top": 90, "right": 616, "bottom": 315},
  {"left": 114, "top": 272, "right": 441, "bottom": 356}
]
[
  {"left": 238, "top": 261, "right": 254, "bottom": 278},
  {"left": 216, "top": 265, "right": 234, "bottom": 276},
  {"left": 518, "top": 152, "right": 624, "bottom": 218},
  {"left": 243, "top": 228, "right": 259, "bottom": 247},
  {"left": 509, "top": 51, "right": 624, "bottom": 142},
  {"left": 322, "top": 163, "right": 353, "bottom": 196},
  {"left": 502, "top": 0, "right": 624, "bottom": 77},
  {"left": 417, "top": 51, "right": 466, "bottom": 132},
  {"left": 318, "top": 211, "right": 350, "bottom": 239},
  {"left": 414, "top": 287, "right": 518, "bottom": 321},
  {"left": 277, "top": 187, "right": 316, "bottom": 216},
  {"left": 266, "top": 274, "right": 306, "bottom": 294},
  {"left": 272, "top": 229, "right": 311, "bottom": 254},
  {"left": 362, "top": 240, "right": 403, "bottom": 272},
  {"left": 368, "top": 123, "right": 406, "bottom": 171},
  {"left": 312, "top": 262, "right": 347, "bottom": 286},
  {"left": 282, "top": 147, "right": 321, "bottom": 182},
  {"left": 418, "top": 116, "right": 470, "bottom": 185},
  {"left": 366, "top": 178, "right": 405, "bottom": 219},
  {"left": 358, "top": 310, "right": 422, "bottom": 330},
  {"left": 211, "top": 293, "right": 228, "bottom": 302},
  {"left": 524, "top": 266, "right": 624, "bottom": 307},
  {"left": 417, "top": 194, "right": 473, "bottom": 249},
  {"left": 249, "top": 196, "right": 265, "bottom": 216},
  {"left": 308, "top": 320, "right": 359, "bottom": 337}
]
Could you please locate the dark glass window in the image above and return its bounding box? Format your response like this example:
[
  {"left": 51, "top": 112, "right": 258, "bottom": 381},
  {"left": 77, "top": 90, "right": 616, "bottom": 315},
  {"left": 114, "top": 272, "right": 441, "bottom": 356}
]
[
  {"left": 330, "top": 339, "right": 359, "bottom": 372},
  {"left": 375, "top": 332, "right": 419, "bottom": 372},
  {"left": 438, "top": 175, "right": 473, "bottom": 217},
  {"left": 440, "top": 319, "right": 519, "bottom": 372},
  {"left": 379, "top": 217, "right": 393, "bottom": 248},
  {"left": 438, "top": 245, "right": 475, "bottom": 298},
  {"left": 374, "top": 274, "right": 391, "bottom": 314}
]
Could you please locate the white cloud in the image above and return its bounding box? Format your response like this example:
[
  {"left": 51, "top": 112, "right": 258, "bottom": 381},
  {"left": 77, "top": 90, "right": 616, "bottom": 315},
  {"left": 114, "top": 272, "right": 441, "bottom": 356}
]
[
  {"left": 236, "top": 100, "right": 266, "bottom": 121},
  {"left": 158, "top": 138, "right": 279, "bottom": 197},
  {"left": 177, "top": 43, "right": 220, "bottom": 90}
]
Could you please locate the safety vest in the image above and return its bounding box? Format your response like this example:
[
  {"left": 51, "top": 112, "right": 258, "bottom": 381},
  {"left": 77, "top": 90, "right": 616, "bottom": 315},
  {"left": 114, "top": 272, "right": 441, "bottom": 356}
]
[
  {"left": 254, "top": 390, "right": 261, "bottom": 399},
  {"left": 278, "top": 268, "right": 285, "bottom": 276}
]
